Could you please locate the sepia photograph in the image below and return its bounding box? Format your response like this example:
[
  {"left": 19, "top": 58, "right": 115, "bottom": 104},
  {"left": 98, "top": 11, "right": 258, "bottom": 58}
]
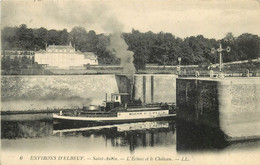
[{"left": 1, "top": 0, "right": 260, "bottom": 164}]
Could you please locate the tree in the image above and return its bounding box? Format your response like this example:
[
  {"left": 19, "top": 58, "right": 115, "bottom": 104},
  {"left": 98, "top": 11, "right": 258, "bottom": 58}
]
[
  {"left": 1, "top": 26, "right": 19, "bottom": 50},
  {"left": 1, "top": 56, "right": 12, "bottom": 70},
  {"left": 85, "top": 30, "right": 98, "bottom": 52},
  {"left": 33, "top": 27, "right": 48, "bottom": 50},
  {"left": 221, "top": 33, "right": 238, "bottom": 62},
  {"left": 124, "top": 29, "right": 149, "bottom": 69},
  {"left": 180, "top": 40, "right": 194, "bottom": 65},
  {"left": 11, "top": 56, "right": 21, "bottom": 71},
  {"left": 17, "top": 24, "right": 34, "bottom": 50},
  {"left": 2, "top": 24, "right": 260, "bottom": 70},
  {"left": 224, "top": 32, "right": 235, "bottom": 41},
  {"left": 95, "top": 34, "right": 114, "bottom": 64},
  {"left": 59, "top": 29, "right": 69, "bottom": 45},
  {"left": 21, "top": 56, "right": 32, "bottom": 69},
  {"left": 47, "top": 29, "right": 61, "bottom": 45},
  {"left": 69, "top": 27, "right": 87, "bottom": 51},
  {"left": 237, "top": 33, "right": 260, "bottom": 60}
]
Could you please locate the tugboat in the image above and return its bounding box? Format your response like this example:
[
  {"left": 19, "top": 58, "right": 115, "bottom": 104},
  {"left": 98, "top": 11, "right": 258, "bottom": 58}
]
[{"left": 53, "top": 93, "right": 176, "bottom": 123}]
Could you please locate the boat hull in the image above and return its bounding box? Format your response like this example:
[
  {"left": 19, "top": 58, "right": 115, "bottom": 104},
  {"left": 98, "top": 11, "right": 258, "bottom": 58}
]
[{"left": 53, "top": 113, "right": 176, "bottom": 124}]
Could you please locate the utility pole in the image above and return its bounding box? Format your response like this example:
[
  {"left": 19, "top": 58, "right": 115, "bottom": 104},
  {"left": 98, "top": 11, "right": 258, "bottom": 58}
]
[
  {"left": 178, "top": 57, "right": 181, "bottom": 66},
  {"left": 211, "top": 43, "right": 231, "bottom": 73},
  {"left": 177, "top": 57, "right": 181, "bottom": 75}
]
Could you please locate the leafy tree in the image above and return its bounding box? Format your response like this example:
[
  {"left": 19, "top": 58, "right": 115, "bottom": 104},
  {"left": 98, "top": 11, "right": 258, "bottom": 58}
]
[
  {"left": 221, "top": 33, "right": 238, "bottom": 62},
  {"left": 180, "top": 40, "right": 194, "bottom": 65},
  {"left": 95, "top": 34, "right": 110, "bottom": 64},
  {"left": 59, "top": 29, "right": 69, "bottom": 45},
  {"left": 17, "top": 24, "right": 34, "bottom": 50},
  {"left": 21, "top": 56, "right": 32, "bottom": 69},
  {"left": 47, "top": 29, "right": 61, "bottom": 45},
  {"left": 1, "top": 24, "right": 260, "bottom": 71},
  {"left": 237, "top": 33, "right": 260, "bottom": 60},
  {"left": 1, "top": 56, "right": 12, "bottom": 70},
  {"left": 69, "top": 27, "right": 87, "bottom": 51},
  {"left": 1, "top": 26, "right": 19, "bottom": 49},
  {"left": 33, "top": 27, "right": 48, "bottom": 50},
  {"left": 11, "top": 56, "right": 21, "bottom": 71},
  {"left": 85, "top": 30, "right": 98, "bottom": 52},
  {"left": 224, "top": 32, "right": 235, "bottom": 41}
]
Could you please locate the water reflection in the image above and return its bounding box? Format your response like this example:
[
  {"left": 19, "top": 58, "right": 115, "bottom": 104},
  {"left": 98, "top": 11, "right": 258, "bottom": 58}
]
[
  {"left": 53, "top": 121, "right": 175, "bottom": 152},
  {"left": 1, "top": 114, "right": 176, "bottom": 152},
  {"left": 176, "top": 119, "right": 228, "bottom": 151},
  {"left": 176, "top": 118, "right": 260, "bottom": 152},
  {"left": 1, "top": 114, "right": 53, "bottom": 139},
  {"left": 2, "top": 114, "right": 259, "bottom": 153},
  {"left": 2, "top": 120, "right": 53, "bottom": 139}
]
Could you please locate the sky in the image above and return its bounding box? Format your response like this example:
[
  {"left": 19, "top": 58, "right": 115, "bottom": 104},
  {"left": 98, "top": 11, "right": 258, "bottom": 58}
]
[{"left": 1, "top": 0, "right": 260, "bottom": 39}]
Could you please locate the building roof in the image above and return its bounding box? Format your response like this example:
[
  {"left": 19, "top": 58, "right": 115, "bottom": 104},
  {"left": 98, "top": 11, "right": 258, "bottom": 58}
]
[
  {"left": 47, "top": 45, "right": 74, "bottom": 50},
  {"left": 76, "top": 50, "right": 84, "bottom": 54},
  {"left": 37, "top": 49, "right": 46, "bottom": 53},
  {"left": 2, "top": 50, "right": 35, "bottom": 55},
  {"left": 36, "top": 44, "right": 77, "bottom": 54},
  {"left": 35, "top": 44, "right": 98, "bottom": 59}
]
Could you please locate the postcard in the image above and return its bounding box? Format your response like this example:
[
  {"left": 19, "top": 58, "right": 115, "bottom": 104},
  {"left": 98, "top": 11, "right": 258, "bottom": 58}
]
[{"left": 1, "top": 0, "right": 260, "bottom": 164}]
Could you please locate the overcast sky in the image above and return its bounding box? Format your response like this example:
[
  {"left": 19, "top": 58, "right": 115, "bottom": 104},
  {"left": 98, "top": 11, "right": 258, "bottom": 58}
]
[{"left": 1, "top": 0, "right": 260, "bottom": 39}]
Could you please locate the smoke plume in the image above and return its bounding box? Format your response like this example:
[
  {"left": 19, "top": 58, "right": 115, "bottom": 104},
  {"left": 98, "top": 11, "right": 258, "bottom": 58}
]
[
  {"left": 101, "top": 9, "right": 136, "bottom": 74},
  {"left": 109, "top": 33, "right": 135, "bottom": 74}
]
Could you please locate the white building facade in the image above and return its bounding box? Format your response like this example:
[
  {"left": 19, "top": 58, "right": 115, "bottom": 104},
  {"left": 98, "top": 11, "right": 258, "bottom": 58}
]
[{"left": 35, "top": 44, "right": 98, "bottom": 69}]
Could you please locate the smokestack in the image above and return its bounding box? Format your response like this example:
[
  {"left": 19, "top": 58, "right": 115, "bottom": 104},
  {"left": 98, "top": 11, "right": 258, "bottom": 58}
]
[
  {"left": 143, "top": 76, "right": 146, "bottom": 104},
  {"left": 129, "top": 75, "right": 134, "bottom": 102},
  {"left": 151, "top": 76, "right": 154, "bottom": 103}
]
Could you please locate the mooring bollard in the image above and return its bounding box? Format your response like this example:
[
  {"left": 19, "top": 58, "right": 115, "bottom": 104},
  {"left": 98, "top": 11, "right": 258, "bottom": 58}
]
[
  {"left": 195, "top": 71, "right": 200, "bottom": 78},
  {"left": 246, "top": 69, "right": 250, "bottom": 77},
  {"left": 210, "top": 70, "right": 214, "bottom": 78},
  {"left": 218, "top": 72, "right": 225, "bottom": 79}
]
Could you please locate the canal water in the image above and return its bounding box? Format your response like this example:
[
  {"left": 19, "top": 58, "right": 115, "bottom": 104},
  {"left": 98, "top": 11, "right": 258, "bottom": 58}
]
[{"left": 1, "top": 114, "right": 260, "bottom": 165}]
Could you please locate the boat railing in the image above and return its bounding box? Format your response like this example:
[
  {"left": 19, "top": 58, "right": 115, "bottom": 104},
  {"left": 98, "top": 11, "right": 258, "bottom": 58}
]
[
  {"left": 77, "top": 111, "right": 117, "bottom": 117},
  {"left": 85, "top": 114, "right": 117, "bottom": 117}
]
